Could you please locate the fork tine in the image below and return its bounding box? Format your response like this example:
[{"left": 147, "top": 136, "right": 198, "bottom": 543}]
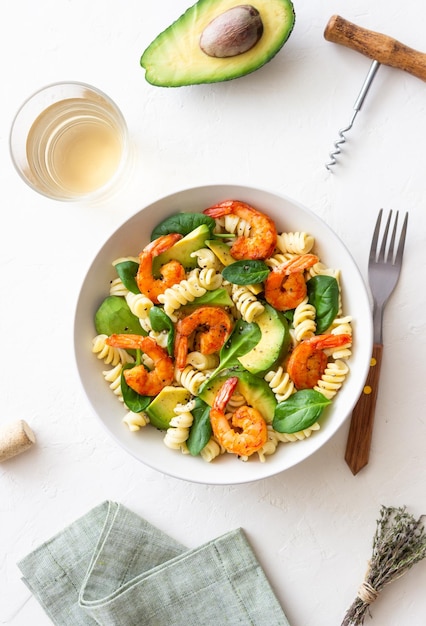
[
  {"left": 369, "top": 209, "right": 383, "bottom": 262},
  {"left": 394, "top": 212, "right": 408, "bottom": 266},
  {"left": 387, "top": 211, "right": 398, "bottom": 262},
  {"left": 378, "top": 210, "right": 392, "bottom": 263}
]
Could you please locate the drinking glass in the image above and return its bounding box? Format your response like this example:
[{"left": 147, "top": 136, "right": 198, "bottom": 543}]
[{"left": 10, "top": 82, "right": 129, "bottom": 202}]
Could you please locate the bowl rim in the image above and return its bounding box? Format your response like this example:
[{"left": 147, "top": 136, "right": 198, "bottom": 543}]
[{"left": 74, "top": 183, "right": 373, "bottom": 485}]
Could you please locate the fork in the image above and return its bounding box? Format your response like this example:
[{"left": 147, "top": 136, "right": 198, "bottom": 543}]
[{"left": 345, "top": 209, "right": 408, "bottom": 475}]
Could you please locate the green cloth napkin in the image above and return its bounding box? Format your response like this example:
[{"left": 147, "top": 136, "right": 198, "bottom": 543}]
[{"left": 18, "top": 500, "right": 290, "bottom": 625}]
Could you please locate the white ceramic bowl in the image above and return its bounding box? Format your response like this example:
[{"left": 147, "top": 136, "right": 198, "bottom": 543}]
[{"left": 74, "top": 184, "right": 373, "bottom": 484}]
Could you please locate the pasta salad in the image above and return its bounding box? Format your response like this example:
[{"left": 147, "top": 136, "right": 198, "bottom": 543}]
[{"left": 92, "top": 200, "right": 352, "bottom": 463}]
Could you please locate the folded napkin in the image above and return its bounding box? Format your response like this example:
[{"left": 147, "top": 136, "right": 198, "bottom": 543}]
[{"left": 18, "top": 501, "right": 290, "bottom": 625}]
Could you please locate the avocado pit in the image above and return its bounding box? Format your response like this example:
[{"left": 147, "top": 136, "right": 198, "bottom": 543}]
[{"left": 199, "top": 5, "right": 264, "bottom": 58}]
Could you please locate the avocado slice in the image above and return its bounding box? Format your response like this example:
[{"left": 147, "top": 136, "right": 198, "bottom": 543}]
[
  {"left": 198, "top": 369, "right": 276, "bottom": 423},
  {"left": 141, "top": 0, "right": 296, "bottom": 87},
  {"left": 205, "top": 239, "right": 234, "bottom": 266},
  {"left": 146, "top": 386, "right": 192, "bottom": 429},
  {"left": 152, "top": 224, "right": 210, "bottom": 274},
  {"left": 237, "top": 302, "right": 290, "bottom": 375},
  {"left": 189, "top": 288, "right": 233, "bottom": 308}
]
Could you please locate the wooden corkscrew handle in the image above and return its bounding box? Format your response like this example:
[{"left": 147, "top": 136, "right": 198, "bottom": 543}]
[{"left": 324, "top": 15, "right": 426, "bottom": 81}]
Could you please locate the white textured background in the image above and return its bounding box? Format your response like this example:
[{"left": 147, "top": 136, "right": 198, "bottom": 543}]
[{"left": 1, "top": 1, "right": 425, "bottom": 624}]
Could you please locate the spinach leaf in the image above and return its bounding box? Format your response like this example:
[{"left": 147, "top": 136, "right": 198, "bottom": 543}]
[
  {"left": 222, "top": 260, "right": 269, "bottom": 285},
  {"left": 187, "top": 397, "right": 212, "bottom": 456},
  {"left": 307, "top": 275, "right": 339, "bottom": 334},
  {"left": 114, "top": 261, "right": 140, "bottom": 294},
  {"left": 120, "top": 362, "right": 151, "bottom": 412},
  {"left": 149, "top": 306, "right": 174, "bottom": 355},
  {"left": 94, "top": 296, "right": 147, "bottom": 337},
  {"left": 283, "top": 310, "right": 294, "bottom": 325},
  {"left": 151, "top": 212, "right": 216, "bottom": 239},
  {"left": 272, "top": 389, "right": 331, "bottom": 433},
  {"left": 209, "top": 319, "right": 261, "bottom": 378}
]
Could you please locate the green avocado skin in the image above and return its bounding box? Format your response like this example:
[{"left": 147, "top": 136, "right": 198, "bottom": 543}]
[{"left": 141, "top": 0, "right": 295, "bottom": 87}]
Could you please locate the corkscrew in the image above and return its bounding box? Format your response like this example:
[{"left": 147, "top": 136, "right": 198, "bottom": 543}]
[
  {"left": 326, "top": 59, "right": 380, "bottom": 170},
  {"left": 324, "top": 15, "right": 426, "bottom": 171}
]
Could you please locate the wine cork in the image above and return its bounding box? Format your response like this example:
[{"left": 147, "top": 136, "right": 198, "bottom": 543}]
[{"left": 0, "top": 420, "right": 36, "bottom": 462}]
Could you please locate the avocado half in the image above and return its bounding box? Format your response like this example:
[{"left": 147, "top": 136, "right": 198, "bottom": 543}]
[{"left": 141, "top": 0, "right": 296, "bottom": 87}]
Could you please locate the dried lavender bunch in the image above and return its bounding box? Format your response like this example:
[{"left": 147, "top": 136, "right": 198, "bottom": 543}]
[{"left": 341, "top": 505, "right": 426, "bottom": 626}]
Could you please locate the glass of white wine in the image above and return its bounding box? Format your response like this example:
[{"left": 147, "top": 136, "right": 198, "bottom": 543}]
[{"left": 10, "top": 82, "right": 129, "bottom": 202}]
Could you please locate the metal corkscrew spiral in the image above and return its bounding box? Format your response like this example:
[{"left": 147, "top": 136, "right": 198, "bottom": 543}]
[
  {"left": 325, "top": 111, "right": 357, "bottom": 171},
  {"left": 325, "top": 59, "right": 380, "bottom": 171}
]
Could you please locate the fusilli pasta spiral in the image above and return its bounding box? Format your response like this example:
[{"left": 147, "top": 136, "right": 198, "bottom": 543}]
[
  {"left": 256, "top": 426, "right": 281, "bottom": 462},
  {"left": 329, "top": 316, "right": 353, "bottom": 359},
  {"left": 92, "top": 334, "right": 134, "bottom": 366},
  {"left": 122, "top": 411, "right": 150, "bottom": 431},
  {"left": 191, "top": 248, "right": 223, "bottom": 271},
  {"left": 276, "top": 422, "right": 321, "bottom": 442},
  {"left": 307, "top": 262, "right": 340, "bottom": 280},
  {"left": 188, "top": 267, "right": 223, "bottom": 291},
  {"left": 174, "top": 365, "right": 209, "bottom": 396},
  {"left": 231, "top": 284, "right": 264, "bottom": 322},
  {"left": 163, "top": 401, "right": 195, "bottom": 452},
  {"left": 200, "top": 437, "right": 225, "bottom": 463},
  {"left": 292, "top": 296, "right": 317, "bottom": 341},
  {"left": 314, "top": 359, "right": 349, "bottom": 400},
  {"left": 214, "top": 215, "right": 251, "bottom": 238},
  {"left": 265, "top": 251, "right": 295, "bottom": 269},
  {"left": 276, "top": 232, "right": 315, "bottom": 255},
  {"left": 186, "top": 351, "right": 219, "bottom": 371},
  {"left": 109, "top": 277, "right": 128, "bottom": 297},
  {"left": 264, "top": 367, "right": 295, "bottom": 402},
  {"left": 158, "top": 273, "right": 206, "bottom": 320},
  {"left": 256, "top": 423, "right": 321, "bottom": 458},
  {"left": 102, "top": 364, "right": 124, "bottom": 401},
  {"left": 125, "top": 292, "right": 153, "bottom": 332}
]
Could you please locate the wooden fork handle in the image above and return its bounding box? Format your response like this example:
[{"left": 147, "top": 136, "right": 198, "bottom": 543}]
[
  {"left": 345, "top": 343, "right": 383, "bottom": 475},
  {"left": 324, "top": 15, "right": 426, "bottom": 81}
]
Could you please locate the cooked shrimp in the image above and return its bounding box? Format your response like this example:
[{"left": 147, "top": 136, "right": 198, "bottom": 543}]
[
  {"left": 106, "top": 334, "right": 174, "bottom": 396},
  {"left": 209, "top": 377, "right": 267, "bottom": 457},
  {"left": 287, "top": 333, "right": 352, "bottom": 390},
  {"left": 203, "top": 200, "right": 277, "bottom": 260},
  {"left": 264, "top": 254, "right": 319, "bottom": 311},
  {"left": 136, "top": 234, "right": 186, "bottom": 304},
  {"left": 174, "top": 306, "right": 233, "bottom": 370}
]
